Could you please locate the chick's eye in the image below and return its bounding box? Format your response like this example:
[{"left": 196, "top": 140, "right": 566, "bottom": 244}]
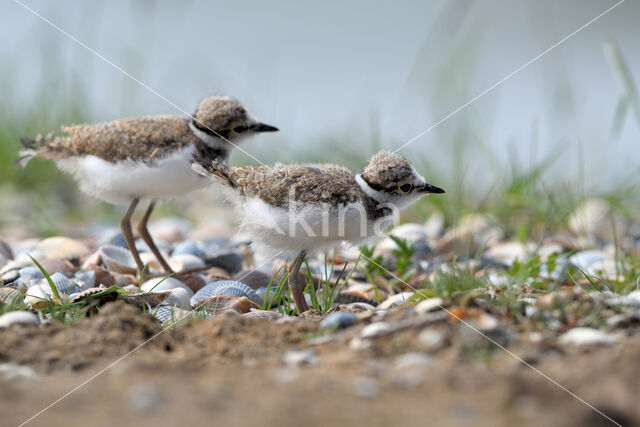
[
  {"left": 398, "top": 183, "right": 413, "bottom": 193},
  {"left": 231, "top": 125, "right": 247, "bottom": 134}
]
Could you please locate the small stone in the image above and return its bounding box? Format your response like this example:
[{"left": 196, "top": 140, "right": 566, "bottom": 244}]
[
  {"left": 418, "top": 329, "right": 445, "bottom": 351},
  {"left": 0, "top": 363, "right": 39, "bottom": 381},
  {"left": 319, "top": 311, "right": 357, "bottom": 330},
  {"left": 18, "top": 266, "right": 44, "bottom": 279},
  {"left": 568, "top": 198, "right": 626, "bottom": 241},
  {"left": 233, "top": 269, "right": 272, "bottom": 290},
  {"left": 558, "top": 327, "right": 618, "bottom": 346},
  {"left": 36, "top": 236, "right": 88, "bottom": 260},
  {"left": 353, "top": 377, "right": 378, "bottom": 399},
  {"left": 283, "top": 349, "right": 317, "bottom": 366},
  {"left": 206, "top": 249, "right": 243, "bottom": 274},
  {"left": 349, "top": 337, "right": 372, "bottom": 350},
  {"left": 126, "top": 383, "right": 163, "bottom": 412},
  {"left": 377, "top": 292, "right": 414, "bottom": 310},
  {"left": 361, "top": 322, "right": 393, "bottom": 338},
  {"left": 0, "top": 241, "right": 13, "bottom": 261},
  {"left": 390, "top": 223, "right": 429, "bottom": 243},
  {"left": 415, "top": 297, "right": 444, "bottom": 315},
  {"left": 0, "top": 311, "right": 40, "bottom": 328},
  {"left": 168, "top": 254, "right": 205, "bottom": 272},
  {"left": 423, "top": 212, "right": 445, "bottom": 239},
  {"left": 171, "top": 240, "right": 205, "bottom": 259},
  {"left": 394, "top": 352, "right": 433, "bottom": 370}
]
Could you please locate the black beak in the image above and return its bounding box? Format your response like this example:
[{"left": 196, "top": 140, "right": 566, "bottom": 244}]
[
  {"left": 418, "top": 183, "right": 445, "bottom": 194},
  {"left": 253, "top": 122, "right": 279, "bottom": 133}
]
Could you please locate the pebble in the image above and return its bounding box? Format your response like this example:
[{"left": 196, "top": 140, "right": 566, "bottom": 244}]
[
  {"left": 353, "top": 377, "right": 378, "bottom": 399},
  {"left": 18, "top": 266, "right": 44, "bottom": 279},
  {"left": 171, "top": 241, "right": 206, "bottom": 259},
  {"left": 377, "top": 292, "right": 414, "bottom": 310},
  {"left": 558, "top": 327, "right": 618, "bottom": 346},
  {"left": 234, "top": 269, "right": 272, "bottom": 290},
  {"left": 206, "top": 249, "right": 243, "bottom": 274},
  {"left": 36, "top": 236, "right": 88, "bottom": 260},
  {"left": 319, "top": 311, "right": 357, "bottom": 330},
  {"left": 126, "top": 383, "right": 163, "bottom": 412},
  {"left": 568, "top": 198, "right": 625, "bottom": 241},
  {"left": 424, "top": 211, "right": 445, "bottom": 239},
  {"left": 394, "top": 352, "right": 433, "bottom": 370},
  {"left": 283, "top": 349, "right": 317, "bottom": 366},
  {"left": 418, "top": 329, "right": 445, "bottom": 351},
  {"left": 0, "top": 241, "right": 13, "bottom": 261},
  {"left": 0, "top": 311, "right": 40, "bottom": 328},
  {"left": 390, "top": 223, "right": 429, "bottom": 243},
  {"left": 485, "top": 242, "right": 534, "bottom": 266},
  {"left": 361, "top": 321, "right": 393, "bottom": 338},
  {"left": 0, "top": 363, "right": 39, "bottom": 381},
  {"left": 415, "top": 297, "right": 444, "bottom": 315},
  {"left": 349, "top": 337, "right": 372, "bottom": 350},
  {"left": 168, "top": 254, "right": 205, "bottom": 272}
]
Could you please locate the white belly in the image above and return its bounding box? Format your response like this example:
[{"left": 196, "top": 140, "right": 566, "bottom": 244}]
[
  {"left": 55, "top": 146, "right": 210, "bottom": 205},
  {"left": 238, "top": 198, "right": 397, "bottom": 255}
]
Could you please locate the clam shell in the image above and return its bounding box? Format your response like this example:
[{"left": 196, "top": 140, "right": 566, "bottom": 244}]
[
  {"left": 0, "top": 311, "right": 39, "bottom": 328},
  {"left": 24, "top": 284, "right": 53, "bottom": 308},
  {"left": 195, "top": 296, "right": 259, "bottom": 314},
  {"left": 70, "top": 287, "right": 120, "bottom": 305},
  {"left": 190, "top": 280, "right": 260, "bottom": 308},
  {"left": 0, "top": 287, "right": 23, "bottom": 305},
  {"left": 99, "top": 245, "right": 137, "bottom": 274},
  {"left": 122, "top": 291, "right": 171, "bottom": 308},
  {"left": 152, "top": 305, "right": 191, "bottom": 324},
  {"left": 164, "top": 287, "right": 192, "bottom": 309},
  {"left": 44, "top": 272, "right": 79, "bottom": 295},
  {"left": 140, "top": 277, "right": 193, "bottom": 296}
]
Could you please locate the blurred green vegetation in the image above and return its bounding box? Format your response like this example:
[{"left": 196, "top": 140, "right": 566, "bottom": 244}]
[{"left": 1, "top": 30, "right": 638, "bottom": 239}]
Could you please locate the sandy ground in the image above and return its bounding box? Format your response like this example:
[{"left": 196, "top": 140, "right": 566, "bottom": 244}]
[{"left": 0, "top": 302, "right": 638, "bottom": 427}]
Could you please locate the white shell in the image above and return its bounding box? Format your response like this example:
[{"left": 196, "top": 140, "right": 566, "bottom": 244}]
[
  {"left": 168, "top": 254, "right": 205, "bottom": 272},
  {"left": 99, "top": 245, "right": 137, "bottom": 274},
  {"left": 0, "top": 311, "right": 40, "bottom": 327},
  {"left": 140, "top": 277, "right": 193, "bottom": 295},
  {"left": 24, "top": 284, "right": 53, "bottom": 307},
  {"left": 164, "top": 287, "right": 193, "bottom": 309}
]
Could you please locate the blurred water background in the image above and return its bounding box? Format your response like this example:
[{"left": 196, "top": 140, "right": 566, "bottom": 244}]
[{"left": 0, "top": 0, "right": 638, "bottom": 236}]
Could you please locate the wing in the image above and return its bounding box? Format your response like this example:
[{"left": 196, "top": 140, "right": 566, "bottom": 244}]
[{"left": 230, "top": 164, "right": 362, "bottom": 208}]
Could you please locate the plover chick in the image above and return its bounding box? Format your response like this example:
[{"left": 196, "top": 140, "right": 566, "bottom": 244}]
[
  {"left": 193, "top": 151, "right": 444, "bottom": 312},
  {"left": 18, "top": 96, "right": 278, "bottom": 274}
]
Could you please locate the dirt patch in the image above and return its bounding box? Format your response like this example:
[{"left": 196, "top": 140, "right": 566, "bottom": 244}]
[{"left": 1, "top": 303, "right": 639, "bottom": 426}]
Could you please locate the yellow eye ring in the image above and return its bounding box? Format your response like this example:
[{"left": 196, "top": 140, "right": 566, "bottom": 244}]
[
  {"left": 231, "top": 125, "right": 247, "bottom": 135},
  {"left": 398, "top": 183, "right": 413, "bottom": 193}
]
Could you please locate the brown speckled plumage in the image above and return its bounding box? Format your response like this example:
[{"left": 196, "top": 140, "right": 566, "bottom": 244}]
[
  {"left": 21, "top": 96, "right": 252, "bottom": 164},
  {"left": 34, "top": 115, "right": 198, "bottom": 162},
  {"left": 197, "top": 152, "right": 420, "bottom": 220},
  {"left": 221, "top": 163, "right": 365, "bottom": 208},
  {"left": 361, "top": 151, "right": 413, "bottom": 189}
]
